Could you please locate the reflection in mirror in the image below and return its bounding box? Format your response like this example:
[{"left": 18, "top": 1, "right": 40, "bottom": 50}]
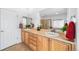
[
  {"left": 40, "top": 8, "right": 67, "bottom": 31},
  {"left": 40, "top": 19, "right": 50, "bottom": 29},
  {"left": 22, "top": 16, "right": 32, "bottom": 28}
]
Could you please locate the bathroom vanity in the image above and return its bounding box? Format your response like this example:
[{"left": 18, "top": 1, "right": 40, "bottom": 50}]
[{"left": 21, "top": 29, "right": 75, "bottom": 51}]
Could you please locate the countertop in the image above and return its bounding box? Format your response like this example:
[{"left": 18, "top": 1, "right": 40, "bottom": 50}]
[{"left": 23, "top": 29, "right": 75, "bottom": 45}]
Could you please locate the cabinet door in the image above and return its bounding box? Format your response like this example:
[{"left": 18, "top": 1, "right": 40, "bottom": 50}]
[
  {"left": 72, "top": 44, "right": 75, "bottom": 51},
  {"left": 21, "top": 29, "right": 24, "bottom": 42},
  {"left": 37, "top": 35, "right": 43, "bottom": 51},
  {"left": 54, "top": 40, "right": 69, "bottom": 51},
  {"left": 37, "top": 35, "right": 49, "bottom": 51},
  {"left": 49, "top": 39, "right": 55, "bottom": 51},
  {"left": 50, "top": 39, "right": 71, "bottom": 51},
  {"left": 24, "top": 32, "right": 29, "bottom": 45}
]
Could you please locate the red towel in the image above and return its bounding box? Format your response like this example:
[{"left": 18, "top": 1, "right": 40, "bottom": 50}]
[{"left": 66, "top": 21, "right": 75, "bottom": 42}]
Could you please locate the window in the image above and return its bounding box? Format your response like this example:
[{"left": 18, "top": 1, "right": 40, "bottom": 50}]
[{"left": 53, "top": 19, "right": 64, "bottom": 28}]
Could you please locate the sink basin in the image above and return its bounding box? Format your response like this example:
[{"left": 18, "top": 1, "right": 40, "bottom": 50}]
[{"left": 45, "top": 32, "right": 59, "bottom": 37}]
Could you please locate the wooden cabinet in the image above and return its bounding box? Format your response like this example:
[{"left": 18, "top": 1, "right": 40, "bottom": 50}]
[
  {"left": 29, "top": 33, "right": 37, "bottom": 51},
  {"left": 24, "top": 31, "right": 29, "bottom": 45},
  {"left": 72, "top": 44, "right": 75, "bottom": 51},
  {"left": 21, "top": 29, "right": 25, "bottom": 42},
  {"left": 21, "top": 29, "right": 75, "bottom": 51},
  {"left": 37, "top": 35, "right": 49, "bottom": 51},
  {"left": 37, "top": 35, "right": 42, "bottom": 50},
  {"left": 50, "top": 39, "right": 72, "bottom": 51}
]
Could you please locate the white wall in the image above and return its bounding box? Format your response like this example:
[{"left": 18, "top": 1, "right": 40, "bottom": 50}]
[
  {"left": 0, "top": 9, "right": 1, "bottom": 48},
  {"left": 67, "top": 8, "right": 77, "bottom": 23},
  {"left": 5, "top": 8, "right": 29, "bottom": 17},
  {"left": 41, "top": 14, "right": 67, "bottom": 19},
  {"left": 66, "top": 8, "right": 77, "bottom": 50},
  {"left": 30, "top": 12, "right": 41, "bottom": 28},
  {"left": 5, "top": 9, "right": 28, "bottom": 43},
  {"left": 76, "top": 8, "right": 79, "bottom": 50},
  {"left": 0, "top": 8, "right": 28, "bottom": 49}
]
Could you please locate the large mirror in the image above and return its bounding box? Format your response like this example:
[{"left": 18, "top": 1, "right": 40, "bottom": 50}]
[{"left": 40, "top": 8, "right": 67, "bottom": 29}]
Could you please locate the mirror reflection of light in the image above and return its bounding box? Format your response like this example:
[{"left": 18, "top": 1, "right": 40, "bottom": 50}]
[{"left": 56, "top": 12, "right": 59, "bottom": 14}]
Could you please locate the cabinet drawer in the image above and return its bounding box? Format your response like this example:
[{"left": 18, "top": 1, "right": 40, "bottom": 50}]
[
  {"left": 29, "top": 37, "right": 37, "bottom": 42},
  {"left": 29, "top": 44, "right": 37, "bottom": 51},
  {"left": 29, "top": 39, "right": 37, "bottom": 46},
  {"left": 50, "top": 39, "right": 73, "bottom": 51}
]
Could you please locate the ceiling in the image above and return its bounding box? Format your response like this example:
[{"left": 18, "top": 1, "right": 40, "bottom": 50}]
[
  {"left": 5, "top": 8, "right": 67, "bottom": 17},
  {"left": 5, "top": 8, "right": 45, "bottom": 14},
  {"left": 40, "top": 8, "right": 67, "bottom": 17}
]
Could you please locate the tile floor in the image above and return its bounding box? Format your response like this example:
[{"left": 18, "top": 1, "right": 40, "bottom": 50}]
[{"left": 2, "top": 43, "right": 31, "bottom": 51}]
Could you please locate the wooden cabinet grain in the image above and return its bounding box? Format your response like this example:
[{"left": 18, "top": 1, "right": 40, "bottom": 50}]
[
  {"left": 37, "top": 35, "right": 49, "bottom": 51},
  {"left": 21, "top": 29, "right": 25, "bottom": 42},
  {"left": 21, "top": 30, "right": 75, "bottom": 51},
  {"left": 37, "top": 35, "right": 43, "bottom": 51},
  {"left": 29, "top": 33, "right": 37, "bottom": 51},
  {"left": 24, "top": 32, "right": 29, "bottom": 45},
  {"left": 50, "top": 39, "right": 72, "bottom": 51}
]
